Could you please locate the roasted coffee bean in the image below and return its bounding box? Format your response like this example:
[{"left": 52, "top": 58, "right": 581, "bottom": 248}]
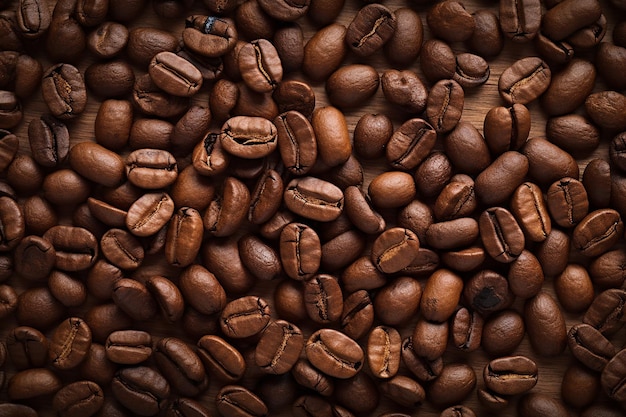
[
  {"left": 69, "top": 142, "right": 126, "bottom": 188},
  {"left": 13, "top": 235, "right": 55, "bottom": 281},
  {"left": 380, "top": 69, "right": 427, "bottom": 114},
  {"left": 340, "top": 290, "right": 374, "bottom": 340},
  {"left": 221, "top": 296, "right": 271, "bottom": 339},
  {"left": 546, "top": 177, "right": 589, "bottom": 229},
  {"left": 568, "top": 323, "right": 617, "bottom": 371},
  {"left": 523, "top": 137, "right": 579, "bottom": 186},
  {"left": 441, "top": 246, "right": 484, "bottom": 273},
  {"left": 412, "top": 318, "right": 448, "bottom": 361},
  {"left": 7, "top": 368, "right": 63, "bottom": 400},
  {"left": 426, "top": 217, "right": 479, "bottom": 250},
  {"left": 182, "top": 15, "right": 237, "bottom": 58},
  {"left": 284, "top": 176, "right": 343, "bottom": 222},
  {"left": 0, "top": 404, "right": 38, "bottom": 417},
  {"left": 451, "top": 307, "right": 483, "bottom": 352},
  {"left": 305, "top": 328, "right": 363, "bottom": 379},
  {"left": 273, "top": 24, "right": 304, "bottom": 73},
  {"left": 589, "top": 249, "right": 626, "bottom": 289},
  {"left": 7, "top": 326, "right": 49, "bottom": 369},
  {"left": 216, "top": 385, "right": 268, "bottom": 417},
  {"left": 428, "top": 363, "right": 476, "bottom": 408},
  {"left": 94, "top": 99, "right": 132, "bottom": 152},
  {"left": 374, "top": 276, "right": 421, "bottom": 326},
  {"left": 112, "top": 278, "right": 157, "bottom": 322},
  {"left": 499, "top": 0, "right": 541, "bottom": 42},
  {"left": 420, "top": 39, "right": 456, "bottom": 83},
  {"left": 27, "top": 114, "right": 69, "bottom": 168},
  {"left": 127, "top": 27, "right": 178, "bottom": 66},
  {"left": 311, "top": 105, "right": 351, "bottom": 168},
  {"left": 291, "top": 358, "right": 334, "bottom": 397},
  {"left": 585, "top": 90, "right": 626, "bottom": 131},
  {"left": 479, "top": 207, "right": 524, "bottom": 263},
  {"left": 379, "top": 374, "right": 424, "bottom": 408},
  {"left": 369, "top": 171, "right": 416, "bottom": 209},
  {"left": 475, "top": 151, "right": 529, "bottom": 206},
  {"left": 100, "top": 228, "right": 144, "bottom": 271},
  {"left": 508, "top": 249, "right": 544, "bottom": 299},
  {"left": 482, "top": 309, "right": 525, "bottom": 356},
  {"left": 510, "top": 182, "right": 551, "bottom": 242},
  {"left": 542, "top": 59, "right": 597, "bottom": 117},
  {"left": 452, "top": 53, "right": 490, "bottom": 89},
  {"left": 484, "top": 356, "right": 538, "bottom": 395},
  {"left": 468, "top": 9, "right": 504, "bottom": 57},
  {"left": 105, "top": 330, "right": 152, "bottom": 365},
  {"left": 112, "top": 366, "right": 170, "bottom": 417},
  {"left": 542, "top": 0, "right": 602, "bottom": 41},
  {"left": 327, "top": 64, "right": 379, "bottom": 109},
  {"left": 126, "top": 192, "right": 175, "bottom": 237},
  {"left": 220, "top": 116, "right": 278, "bottom": 160},
  {"left": 464, "top": 269, "right": 513, "bottom": 315},
  {"left": 177, "top": 264, "right": 225, "bottom": 316},
  {"left": 583, "top": 288, "right": 626, "bottom": 335},
  {"left": 444, "top": 123, "right": 491, "bottom": 176},
  {"left": 237, "top": 234, "right": 281, "bottom": 281},
  {"left": 0, "top": 284, "right": 16, "bottom": 316},
  {"left": 561, "top": 361, "right": 601, "bottom": 409},
  {"left": 304, "top": 274, "right": 343, "bottom": 324},
  {"left": 148, "top": 51, "right": 202, "bottom": 97},
  {"left": 0, "top": 90, "right": 22, "bottom": 129},
  {"left": 573, "top": 209, "right": 624, "bottom": 257},
  {"left": 303, "top": 23, "right": 347, "bottom": 81},
  {"left": 87, "top": 21, "right": 129, "bottom": 59},
  {"left": 483, "top": 104, "right": 531, "bottom": 156},
  {"left": 343, "top": 186, "right": 385, "bottom": 235},
  {"left": 428, "top": 1, "right": 475, "bottom": 43},
  {"left": 420, "top": 269, "right": 463, "bottom": 323},
  {"left": 478, "top": 389, "right": 509, "bottom": 412},
  {"left": 371, "top": 227, "right": 419, "bottom": 274},
  {"left": 275, "top": 111, "right": 316, "bottom": 175},
  {"left": 163, "top": 207, "right": 202, "bottom": 268},
  {"left": 16, "top": 286, "right": 65, "bottom": 329},
  {"left": 384, "top": 7, "right": 422, "bottom": 66},
  {"left": 524, "top": 291, "right": 567, "bottom": 356},
  {"left": 43, "top": 225, "right": 98, "bottom": 271},
  {"left": 499, "top": 57, "right": 551, "bottom": 105},
  {"left": 125, "top": 148, "right": 178, "bottom": 189},
  {"left": 238, "top": 39, "right": 282, "bottom": 93},
  {"left": 202, "top": 236, "right": 256, "bottom": 294},
  {"left": 425, "top": 79, "right": 464, "bottom": 134},
  {"left": 279, "top": 222, "right": 321, "bottom": 281},
  {"left": 85, "top": 60, "right": 135, "bottom": 99},
  {"left": 197, "top": 335, "right": 245, "bottom": 382},
  {"left": 272, "top": 80, "right": 315, "bottom": 119},
  {"left": 154, "top": 337, "right": 207, "bottom": 397},
  {"left": 49, "top": 317, "right": 92, "bottom": 370},
  {"left": 0, "top": 130, "right": 18, "bottom": 172},
  {"left": 386, "top": 118, "right": 436, "bottom": 170},
  {"left": 255, "top": 319, "right": 303, "bottom": 374},
  {"left": 534, "top": 33, "right": 574, "bottom": 66},
  {"left": 601, "top": 348, "right": 626, "bottom": 402},
  {"left": 535, "top": 228, "right": 570, "bottom": 277},
  {"left": 52, "top": 380, "right": 104, "bottom": 417},
  {"left": 547, "top": 114, "right": 600, "bottom": 155},
  {"left": 42, "top": 168, "right": 91, "bottom": 206},
  {"left": 16, "top": 0, "right": 51, "bottom": 39},
  {"left": 41, "top": 63, "right": 87, "bottom": 119},
  {"left": 345, "top": 3, "right": 396, "bottom": 57},
  {"left": 367, "top": 326, "right": 401, "bottom": 379}
]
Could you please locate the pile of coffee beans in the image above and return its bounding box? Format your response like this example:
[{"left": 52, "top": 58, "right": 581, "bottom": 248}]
[{"left": 1, "top": 0, "right": 626, "bottom": 416}]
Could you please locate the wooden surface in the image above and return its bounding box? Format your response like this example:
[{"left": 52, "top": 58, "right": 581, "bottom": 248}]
[{"left": 4, "top": 0, "right": 626, "bottom": 416}]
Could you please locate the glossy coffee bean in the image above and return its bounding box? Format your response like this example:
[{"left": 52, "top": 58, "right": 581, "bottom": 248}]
[
  {"left": 305, "top": 329, "right": 363, "bottom": 379},
  {"left": 345, "top": 3, "right": 396, "bottom": 57},
  {"left": 484, "top": 356, "right": 538, "bottom": 395},
  {"left": 255, "top": 320, "right": 303, "bottom": 375},
  {"left": 41, "top": 63, "right": 87, "bottom": 119},
  {"left": 112, "top": 366, "right": 170, "bottom": 416},
  {"left": 498, "top": 57, "right": 551, "bottom": 105},
  {"left": 499, "top": 0, "right": 541, "bottom": 41},
  {"left": 49, "top": 317, "right": 92, "bottom": 370},
  {"left": 220, "top": 296, "right": 271, "bottom": 339}
]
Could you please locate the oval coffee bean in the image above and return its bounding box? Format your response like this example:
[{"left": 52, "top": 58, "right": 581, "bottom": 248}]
[
  {"left": 284, "top": 176, "right": 343, "bottom": 222},
  {"left": 371, "top": 227, "right": 419, "bottom": 274},
  {"left": 524, "top": 291, "right": 567, "bottom": 356},
  {"left": 425, "top": 79, "right": 464, "bottom": 134},
  {"left": 280, "top": 222, "right": 321, "bottom": 281},
  {"left": 420, "top": 269, "right": 463, "bottom": 323},
  {"left": 567, "top": 323, "right": 617, "bottom": 371},
  {"left": 518, "top": 393, "right": 569, "bottom": 417},
  {"left": 304, "top": 274, "right": 343, "bottom": 324},
  {"left": 69, "top": 142, "right": 126, "bottom": 187},
  {"left": 345, "top": 3, "right": 396, "bottom": 57},
  {"left": 239, "top": 39, "right": 283, "bottom": 93},
  {"left": 220, "top": 296, "right": 271, "bottom": 339},
  {"left": 255, "top": 319, "right": 303, "bottom": 375},
  {"left": 275, "top": 110, "right": 317, "bottom": 175},
  {"left": 305, "top": 329, "right": 363, "bottom": 379},
  {"left": 154, "top": 337, "right": 207, "bottom": 397},
  {"left": 583, "top": 289, "right": 626, "bottom": 335},
  {"left": 367, "top": 325, "right": 401, "bottom": 379},
  {"left": 499, "top": 0, "right": 541, "bottom": 42},
  {"left": 112, "top": 366, "right": 170, "bottom": 417},
  {"left": 479, "top": 207, "right": 525, "bottom": 263},
  {"left": 49, "top": 317, "right": 92, "bottom": 370},
  {"left": 43, "top": 225, "right": 98, "bottom": 271},
  {"left": 511, "top": 182, "right": 552, "bottom": 242},
  {"left": 149, "top": 51, "right": 202, "bottom": 97},
  {"left": 8, "top": 368, "right": 63, "bottom": 400},
  {"left": 220, "top": 116, "right": 278, "bottom": 159},
  {"left": 484, "top": 356, "right": 538, "bottom": 396},
  {"left": 327, "top": 64, "right": 379, "bottom": 108},
  {"left": 475, "top": 151, "right": 529, "bottom": 206},
  {"left": 216, "top": 385, "right": 268, "bottom": 417},
  {"left": 52, "top": 380, "right": 104, "bottom": 417},
  {"left": 41, "top": 63, "right": 87, "bottom": 119},
  {"left": 126, "top": 192, "right": 175, "bottom": 237},
  {"left": 498, "top": 57, "right": 551, "bottom": 105},
  {"left": 386, "top": 118, "right": 436, "bottom": 170},
  {"left": 105, "top": 330, "right": 153, "bottom": 365},
  {"left": 573, "top": 209, "right": 624, "bottom": 257},
  {"left": 28, "top": 114, "right": 69, "bottom": 168},
  {"left": 198, "top": 335, "right": 245, "bottom": 382},
  {"left": 601, "top": 348, "right": 626, "bottom": 402}
]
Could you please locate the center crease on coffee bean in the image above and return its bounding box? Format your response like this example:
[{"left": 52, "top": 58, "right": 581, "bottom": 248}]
[
  {"left": 436, "top": 83, "right": 452, "bottom": 130},
  {"left": 506, "top": 65, "right": 546, "bottom": 102},
  {"left": 53, "top": 319, "right": 81, "bottom": 364},
  {"left": 581, "top": 222, "right": 621, "bottom": 250},
  {"left": 353, "top": 16, "right": 387, "bottom": 48},
  {"left": 254, "top": 44, "right": 276, "bottom": 88}
]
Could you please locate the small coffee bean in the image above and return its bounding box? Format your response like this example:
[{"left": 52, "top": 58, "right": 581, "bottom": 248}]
[
  {"left": 451, "top": 307, "right": 483, "bottom": 352},
  {"left": 381, "top": 69, "right": 428, "bottom": 114},
  {"left": 132, "top": 73, "right": 190, "bottom": 119},
  {"left": 149, "top": 51, "right": 203, "bottom": 97},
  {"left": 479, "top": 207, "right": 525, "bottom": 263},
  {"left": 508, "top": 250, "right": 544, "bottom": 299},
  {"left": 326, "top": 64, "right": 379, "bottom": 108},
  {"left": 53, "top": 380, "right": 104, "bottom": 417},
  {"left": 484, "top": 356, "right": 538, "bottom": 395},
  {"left": 568, "top": 323, "right": 617, "bottom": 371},
  {"left": 371, "top": 227, "right": 419, "bottom": 274},
  {"left": 573, "top": 209, "right": 624, "bottom": 257},
  {"left": 345, "top": 3, "right": 396, "bottom": 57},
  {"left": 482, "top": 310, "right": 525, "bottom": 356},
  {"left": 541, "top": 58, "right": 597, "bottom": 116},
  {"left": 498, "top": 57, "right": 551, "bottom": 105},
  {"left": 534, "top": 33, "right": 574, "bottom": 66},
  {"left": 154, "top": 337, "right": 208, "bottom": 397},
  {"left": 197, "top": 335, "right": 245, "bottom": 382},
  {"left": 303, "top": 23, "right": 347, "bottom": 82},
  {"left": 7, "top": 368, "right": 63, "bottom": 400},
  {"left": 453, "top": 53, "right": 490, "bottom": 88},
  {"left": 524, "top": 291, "right": 567, "bottom": 356},
  {"left": 220, "top": 116, "right": 278, "bottom": 159},
  {"left": 547, "top": 114, "right": 600, "bottom": 155},
  {"left": 583, "top": 288, "right": 626, "bottom": 335},
  {"left": 483, "top": 104, "right": 531, "bottom": 155},
  {"left": 279, "top": 222, "right": 321, "bottom": 281},
  {"left": 126, "top": 192, "right": 175, "bottom": 237},
  {"left": 464, "top": 270, "right": 514, "bottom": 315},
  {"left": 238, "top": 39, "right": 283, "bottom": 93},
  {"left": 379, "top": 374, "right": 425, "bottom": 408},
  {"left": 585, "top": 90, "right": 626, "bottom": 131},
  {"left": 13, "top": 235, "right": 55, "bottom": 281},
  {"left": 425, "top": 79, "right": 464, "bottom": 134},
  {"left": 468, "top": 9, "right": 504, "bottom": 57},
  {"left": 542, "top": 0, "right": 602, "bottom": 41},
  {"left": 601, "top": 350, "right": 626, "bottom": 402},
  {"left": 589, "top": 249, "right": 626, "bottom": 289},
  {"left": 7, "top": 326, "right": 49, "bottom": 369},
  {"left": 546, "top": 178, "right": 589, "bottom": 228},
  {"left": 105, "top": 330, "right": 152, "bottom": 365},
  {"left": 420, "top": 39, "right": 456, "bottom": 83},
  {"left": 43, "top": 225, "right": 98, "bottom": 272},
  {"left": 305, "top": 328, "right": 363, "bottom": 379},
  {"left": 27, "top": 114, "right": 69, "bottom": 168},
  {"left": 385, "top": 7, "right": 423, "bottom": 66},
  {"left": 428, "top": 363, "right": 476, "bottom": 408},
  {"left": 427, "top": 1, "right": 475, "bottom": 42},
  {"left": 284, "top": 176, "right": 343, "bottom": 222},
  {"left": 311, "top": 105, "right": 351, "bottom": 168},
  {"left": 87, "top": 21, "right": 129, "bottom": 59},
  {"left": 374, "top": 276, "right": 421, "bottom": 326}
]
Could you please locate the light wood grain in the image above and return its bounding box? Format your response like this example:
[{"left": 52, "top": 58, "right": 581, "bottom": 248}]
[{"left": 4, "top": 0, "right": 626, "bottom": 416}]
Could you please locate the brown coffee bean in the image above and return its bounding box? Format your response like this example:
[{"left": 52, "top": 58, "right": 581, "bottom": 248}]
[
  {"left": 279, "top": 222, "right": 321, "bottom": 281},
  {"left": 547, "top": 178, "right": 589, "bottom": 228},
  {"left": 198, "top": 335, "right": 245, "bottom": 382},
  {"left": 415, "top": 151, "right": 452, "bottom": 199},
  {"left": 154, "top": 337, "right": 207, "bottom": 397},
  {"left": 87, "top": 21, "right": 129, "bottom": 58},
  {"left": 220, "top": 296, "right": 271, "bottom": 339},
  {"left": 100, "top": 228, "right": 144, "bottom": 271},
  {"left": 14, "top": 235, "right": 55, "bottom": 281},
  {"left": 284, "top": 176, "right": 343, "bottom": 222},
  {"left": 94, "top": 99, "right": 132, "bottom": 152},
  {"left": 468, "top": 9, "right": 504, "bottom": 57},
  {"left": 386, "top": 118, "right": 436, "bottom": 171},
  {"left": 0, "top": 130, "right": 18, "bottom": 172},
  {"left": 561, "top": 361, "right": 601, "bottom": 409},
  {"left": 534, "top": 33, "right": 574, "bottom": 66},
  {"left": 524, "top": 291, "right": 567, "bottom": 356},
  {"left": 41, "top": 63, "right": 87, "bottom": 119},
  {"left": 0, "top": 404, "right": 38, "bottom": 417},
  {"left": 450, "top": 307, "right": 483, "bottom": 352},
  {"left": 428, "top": 363, "right": 476, "bottom": 407},
  {"left": 220, "top": 116, "right": 278, "bottom": 159},
  {"left": 483, "top": 104, "right": 531, "bottom": 155},
  {"left": 510, "top": 182, "right": 551, "bottom": 242},
  {"left": 371, "top": 227, "right": 419, "bottom": 274},
  {"left": 498, "top": 57, "right": 551, "bottom": 105},
  {"left": 27, "top": 114, "right": 69, "bottom": 168},
  {"left": 535, "top": 228, "right": 570, "bottom": 277},
  {"left": 291, "top": 358, "right": 334, "bottom": 397},
  {"left": 541, "top": 59, "right": 597, "bottom": 116},
  {"left": 573, "top": 209, "right": 624, "bottom": 257},
  {"left": 508, "top": 249, "right": 544, "bottom": 299},
  {"left": 273, "top": 23, "right": 304, "bottom": 73},
  {"left": 568, "top": 323, "right": 617, "bottom": 371},
  {"left": 380, "top": 69, "right": 427, "bottom": 114},
  {"left": 80, "top": 342, "right": 123, "bottom": 385},
  {"left": 426, "top": 217, "right": 479, "bottom": 250},
  {"left": 365, "top": 325, "right": 401, "bottom": 380},
  {"left": 276, "top": 111, "right": 316, "bottom": 176},
  {"left": 255, "top": 319, "right": 303, "bottom": 375},
  {"left": 585, "top": 90, "right": 626, "bottom": 131},
  {"left": 238, "top": 39, "right": 282, "bottom": 93},
  {"left": 49, "top": 317, "right": 92, "bottom": 370},
  {"left": 441, "top": 246, "right": 484, "bottom": 273},
  {"left": 203, "top": 175, "right": 249, "bottom": 237},
  {"left": 542, "top": 0, "right": 602, "bottom": 41},
  {"left": 583, "top": 288, "right": 626, "bottom": 335},
  {"left": 202, "top": 236, "right": 256, "bottom": 294},
  {"left": 52, "top": 380, "right": 104, "bottom": 417},
  {"left": 112, "top": 366, "right": 170, "bottom": 416},
  {"left": 272, "top": 79, "right": 315, "bottom": 119},
  {"left": 148, "top": 51, "right": 202, "bottom": 98},
  {"left": 522, "top": 137, "right": 579, "bottom": 186},
  {"left": 303, "top": 23, "right": 347, "bottom": 81},
  {"left": 601, "top": 349, "right": 626, "bottom": 402},
  {"left": 385, "top": 7, "right": 422, "bottom": 66},
  {"left": 16, "top": 286, "right": 65, "bottom": 329},
  {"left": 112, "top": 278, "right": 157, "bottom": 322},
  {"left": 16, "top": 0, "right": 51, "bottom": 39},
  {"left": 311, "top": 105, "right": 351, "bottom": 168},
  {"left": 7, "top": 368, "right": 63, "bottom": 400},
  {"left": 482, "top": 309, "right": 525, "bottom": 356},
  {"left": 425, "top": 79, "right": 464, "bottom": 134},
  {"left": 339, "top": 290, "right": 374, "bottom": 341},
  {"left": 304, "top": 274, "right": 343, "bottom": 324},
  {"left": 499, "top": 0, "right": 541, "bottom": 42},
  {"left": 464, "top": 269, "right": 514, "bottom": 315},
  {"left": 126, "top": 192, "right": 175, "bottom": 237},
  {"left": 589, "top": 249, "right": 626, "bottom": 289},
  {"left": 401, "top": 336, "right": 443, "bottom": 382},
  {"left": 453, "top": 53, "right": 490, "bottom": 89},
  {"left": 69, "top": 142, "right": 126, "bottom": 188},
  {"left": 43, "top": 225, "right": 98, "bottom": 272},
  {"left": 479, "top": 207, "right": 525, "bottom": 263},
  {"left": 7, "top": 326, "right": 49, "bottom": 369},
  {"left": 412, "top": 318, "right": 448, "bottom": 361},
  {"left": 216, "top": 385, "right": 268, "bottom": 417},
  {"left": 420, "top": 39, "right": 456, "bottom": 83},
  {"left": 85, "top": 60, "right": 135, "bottom": 99},
  {"left": 326, "top": 64, "right": 379, "bottom": 108},
  {"left": 547, "top": 114, "right": 600, "bottom": 155},
  {"left": 132, "top": 73, "right": 190, "bottom": 119},
  {"left": 427, "top": 1, "right": 475, "bottom": 43},
  {"left": 420, "top": 269, "right": 463, "bottom": 323},
  {"left": 372, "top": 276, "right": 420, "bottom": 327},
  {"left": 379, "top": 375, "right": 424, "bottom": 408},
  {"left": 368, "top": 171, "right": 416, "bottom": 209},
  {"left": 444, "top": 122, "right": 491, "bottom": 176},
  {"left": 345, "top": 3, "right": 396, "bottom": 57},
  {"left": 105, "top": 330, "right": 152, "bottom": 365},
  {"left": 484, "top": 356, "right": 538, "bottom": 396},
  {"left": 305, "top": 328, "right": 363, "bottom": 379}
]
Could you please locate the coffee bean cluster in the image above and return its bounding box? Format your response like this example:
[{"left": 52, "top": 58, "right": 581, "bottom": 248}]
[{"left": 0, "top": 0, "right": 626, "bottom": 416}]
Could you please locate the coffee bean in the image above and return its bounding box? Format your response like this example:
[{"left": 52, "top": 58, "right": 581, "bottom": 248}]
[
  {"left": 197, "top": 335, "right": 246, "bottom": 382},
  {"left": 420, "top": 39, "right": 456, "bottom": 83},
  {"left": 284, "top": 176, "right": 343, "bottom": 222},
  {"left": 585, "top": 90, "right": 626, "bottom": 131},
  {"left": 479, "top": 207, "right": 525, "bottom": 263},
  {"left": 305, "top": 328, "right": 363, "bottom": 379},
  {"left": 499, "top": 0, "right": 541, "bottom": 42},
  {"left": 105, "top": 330, "right": 152, "bottom": 365},
  {"left": 216, "top": 385, "right": 268, "bottom": 417},
  {"left": 468, "top": 10, "right": 504, "bottom": 57},
  {"left": 304, "top": 274, "right": 343, "bottom": 324},
  {"left": 27, "top": 114, "right": 69, "bottom": 168},
  {"left": 126, "top": 192, "right": 175, "bottom": 237},
  {"left": 112, "top": 278, "right": 157, "bottom": 322},
  {"left": 601, "top": 348, "right": 626, "bottom": 402},
  {"left": 133, "top": 73, "right": 190, "bottom": 119},
  {"left": 524, "top": 291, "right": 567, "bottom": 356},
  {"left": 428, "top": 363, "right": 476, "bottom": 407},
  {"left": 303, "top": 23, "right": 347, "bottom": 82},
  {"left": 112, "top": 366, "right": 170, "bottom": 416},
  {"left": 482, "top": 309, "right": 525, "bottom": 356},
  {"left": 371, "top": 227, "right": 419, "bottom": 274},
  {"left": 499, "top": 57, "right": 551, "bottom": 105},
  {"left": 7, "top": 368, "right": 63, "bottom": 400},
  {"left": 255, "top": 319, "right": 303, "bottom": 374},
  {"left": 386, "top": 118, "right": 436, "bottom": 170},
  {"left": 7, "top": 326, "right": 49, "bottom": 369},
  {"left": 568, "top": 323, "right": 617, "bottom": 371},
  {"left": 41, "top": 63, "right": 87, "bottom": 119},
  {"left": 464, "top": 269, "right": 514, "bottom": 315},
  {"left": 542, "top": 0, "right": 602, "bottom": 41},
  {"left": 425, "top": 79, "right": 464, "bottom": 134},
  {"left": 49, "top": 317, "right": 92, "bottom": 370},
  {"left": 154, "top": 337, "right": 208, "bottom": 397},
  {"left": 367, "top": 326, "right": 401, "bottom": 379},
  {"left": 518, "top": 393, "right": 568, "bottom": 417},
  {"left": 221, "top": 296, "right": 271, "bottom": 339},
  {"left": 345, "top": 3, "right": 396, "bottom": 57},
  {"left": 484, "top": 356, "right": 538, "bottom": 396},
  {"left": 202, "top": 236, "right": 256, "bottom": 295},
  {"left": 53, "top": 380, "right": 104, "bottom": 417},
  {"left": 148, "top": 51, "right": 203, "bottom": 97},
  {"left": 427, "top": 1, "right": 474, "bottom": 43},
  {"left": 573, "top": 209, "right": 624, "bottom": 257}
]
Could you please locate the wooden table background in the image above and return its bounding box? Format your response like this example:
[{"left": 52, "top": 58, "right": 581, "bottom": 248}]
[{"left": 4, "top": 0, "right": 626, "bottom": 416}]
